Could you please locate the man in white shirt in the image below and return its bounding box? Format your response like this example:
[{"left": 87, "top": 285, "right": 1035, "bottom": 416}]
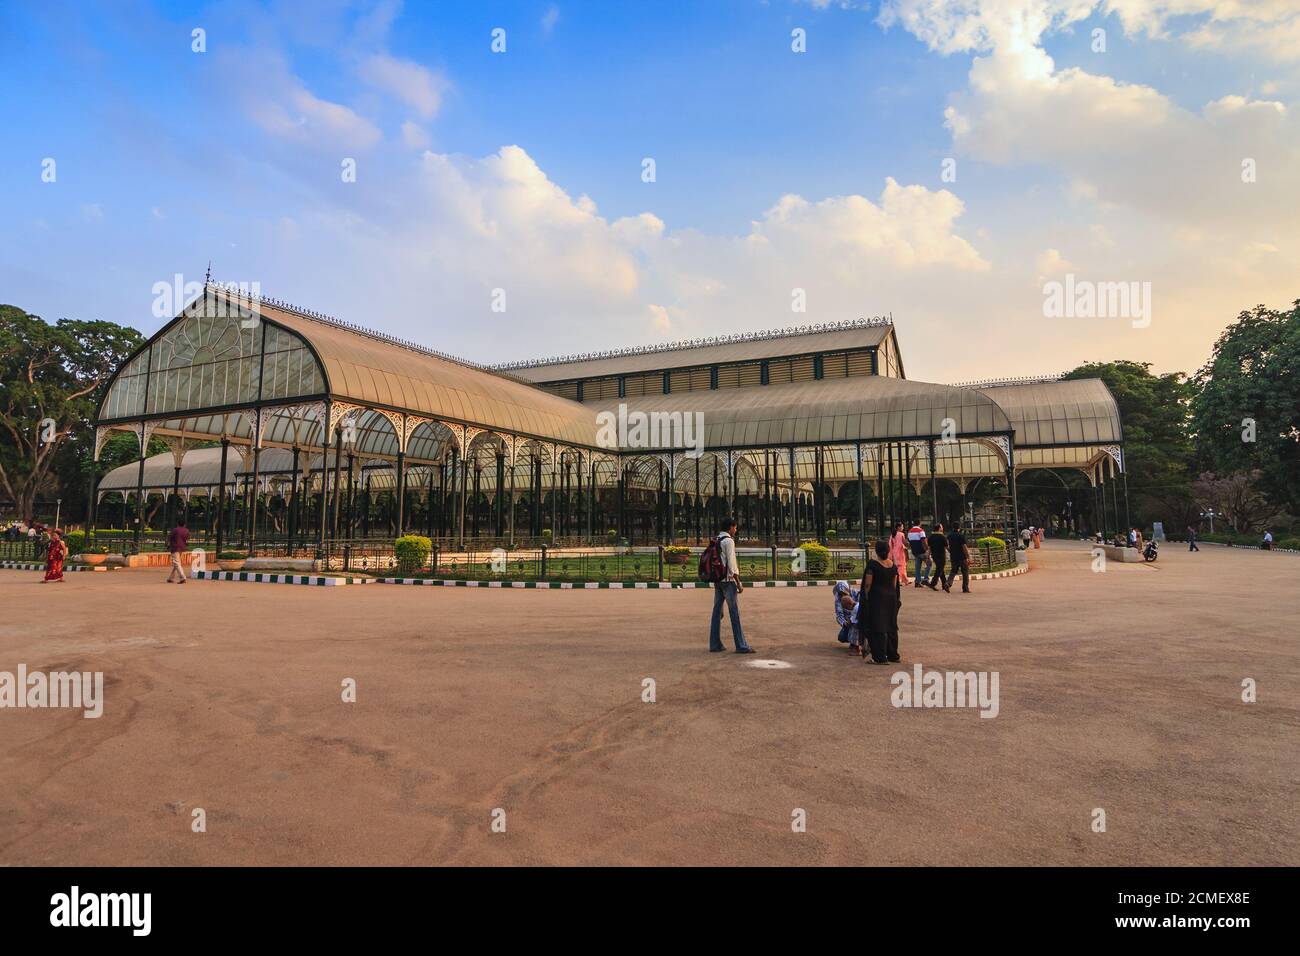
[
  {"left": 907, "top": 521, "right": 930, "bottom": 587},
  {"left": 709, "top": 516, "right": 754, "bottom": 654},
  {"left": 1263, "top": 530, "right": 1273, "bottom": 550}
]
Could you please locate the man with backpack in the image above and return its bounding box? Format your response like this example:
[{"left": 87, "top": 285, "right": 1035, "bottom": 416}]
[{"left": 702, "top": 516, "right": 754, "bottom": 654}]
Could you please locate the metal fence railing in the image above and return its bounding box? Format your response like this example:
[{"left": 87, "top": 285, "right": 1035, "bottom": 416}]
[
  {"left": 0, "top": 533, "right": 1015, "bottom": 579},
  {"left": 359, "top": 543, "right": 1015, "bottom": 583},
  {"left": 0, "top": 539, "right": 49, "bottom": 562}
]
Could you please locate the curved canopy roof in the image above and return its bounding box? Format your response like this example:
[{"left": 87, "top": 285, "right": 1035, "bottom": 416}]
[
  {"left": 97, "top": 285, "right": 601, "bottom": 449},
  {"left": 588, "top": 374, "right": 1011, "bottom": 449},
  {"left": 94, "top": 285, "right": 1120, "bottom": 480},
  {"left": 977, "top": 378, "right": 1122, "bottom": 448}
]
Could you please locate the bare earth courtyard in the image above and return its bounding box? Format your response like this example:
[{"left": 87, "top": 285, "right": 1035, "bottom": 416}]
[{"left": 1, "top": 540, "right": 1295, "bottom": 867}]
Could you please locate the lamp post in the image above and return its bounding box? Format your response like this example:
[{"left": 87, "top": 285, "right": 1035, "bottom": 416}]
[
  {"left": 55, "top": 498, "right": 62, "bottom": 530},
  {"left": 1200, "top": 508, "right": 1220, "bottom": 534}
]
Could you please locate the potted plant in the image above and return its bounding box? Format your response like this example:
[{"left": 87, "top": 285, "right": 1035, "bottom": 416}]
[
  {"left": 663, "top": 545, "right": 691, "bottom": 565},
  {"left": 217, "top": 550, "right": 248, "bottom": 572},
  {"left": 79, "top": 545, "right": 110, "bottom": 566}
]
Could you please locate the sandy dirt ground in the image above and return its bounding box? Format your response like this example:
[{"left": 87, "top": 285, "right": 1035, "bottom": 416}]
[{"left": 0, "top": 540, "right": 1295, "bottom": 866}]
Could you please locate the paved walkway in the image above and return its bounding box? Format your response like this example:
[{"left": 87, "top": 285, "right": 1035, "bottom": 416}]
[{"left": 0, "top": 540, "right": 1294, "bottom": 865}]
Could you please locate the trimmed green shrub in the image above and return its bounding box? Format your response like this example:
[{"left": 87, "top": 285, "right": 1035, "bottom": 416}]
[
  {"left": 542, "top": 528, "right": 553, "bottom": 541},
  {"left": 796, "top": 540, "right": 831, "bottom": 575},
  {"left": 395, "top": 535, "right": 433, "bottom": 574},
  {"left": 975, "top": 536, "right": 1005, "bottom": 549},
  {"left": 218, "top": 550, "right": 247, "bottom": 560},
  {"left": 63, "top": 530, "right": 87, "bottom": 555}
]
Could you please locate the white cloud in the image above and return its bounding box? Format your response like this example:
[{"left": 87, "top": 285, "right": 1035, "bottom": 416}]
[
  {"left": 1035, "top": 247, "right": 1073, "bottom": 278},
  {"left": 879, "top": 0, "right": 1300, "bottom": 61},
  {"left": 401, "top": 121, "right": 431, "bottom": 149},
  {"left": 359, "top": 54, "right": 447, "bottom": 119},
  {"left": 249, "top": 145, "right": 990, "bottom": 363},
  {"left": 230, "top": 50, "right": 382, "bottom": 150},
  {"left": 541, "top": 4, "right": 561, "bottom": 36}
]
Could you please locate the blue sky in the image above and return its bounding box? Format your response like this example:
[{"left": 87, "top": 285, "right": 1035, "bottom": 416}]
[{"left": 2, "top": 0, "right": 1297, "bottom": 382}]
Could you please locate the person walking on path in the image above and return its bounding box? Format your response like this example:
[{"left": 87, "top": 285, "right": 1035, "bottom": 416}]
[
  {"left": 927, "top": 523, "right": 950, "bottom": 592},
  {"left": 859, "top": 540, "right": 901, "bottom": 664},
  {"left": 42, "top": 529, "right": 67, "bottom": 583},
  {"left": 889, "top": 521, "right": 911, "bottom": 587},
  {"left": 1262, "top": 530, "right": 1273, "bottom": 551},
  {"left": 1187, "top": 525, "right": 1200, "bottom": 552},
  {"left": 166, "top": 519, "right": 190, "bottom": 584},
  {"left": 708, "top": 516, "right": 754, "bottom": 654},
  {"left": 947, "top": 525, "right": 971, "bottom": 593},
  {"left": 908, "top": 519, "right": 930, "bottom": 588}
]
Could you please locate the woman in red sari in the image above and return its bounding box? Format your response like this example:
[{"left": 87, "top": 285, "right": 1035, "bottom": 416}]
[{"left": 43, "top": 529, "right": 68, "bottom": 583}]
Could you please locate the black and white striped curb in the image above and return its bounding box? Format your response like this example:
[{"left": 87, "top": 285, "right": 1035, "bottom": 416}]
[
  {"left": 375, "top": 566, "right": 1026, "bottom": 588},
  {"left": 1189, "top": 541, "right": 1299, "bottom": 555},
  {"left": 185, "top": 564, "right": 1026, "bottom": 589},
  {"left": 192, "top": 570, "right": 377, "bottom": 586},
  {"left": 0, "top": 561, "right": 112, "bottom": 572}
]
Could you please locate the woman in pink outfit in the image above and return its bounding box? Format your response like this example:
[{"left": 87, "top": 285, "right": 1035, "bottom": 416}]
[{"left": 888, "top": 521, "right": 911, "bottom": 586}]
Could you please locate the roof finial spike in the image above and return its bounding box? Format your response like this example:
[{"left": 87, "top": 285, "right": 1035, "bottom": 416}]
[{"left": 204, "top": 260, "right": 212, "bottom": 284}]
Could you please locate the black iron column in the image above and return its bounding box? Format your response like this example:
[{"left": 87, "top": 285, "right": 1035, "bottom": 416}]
[
  {"left": 856, "top": 441, "right": 866, "bottom": 546},
  {"left": 249, "top": 430, "right": 262, "bottom": 555},
  {"left": 216, "top": 437, "right": 229, "bottom": 556},
  {"left": 318, "top": 401, "right": 331, "bottom": 552},
  {"left": 394, "top": 449, "right": 405, "bottom": 535},
  {"left": 495, "top": 452, "right": 505, "bottom": 537},
  {"left": 929, "top": 439, "right": 938, "bottom": 523},
  {"left": 787, "top": 447, "right": 796, "bottom": 545},
  {"left": 288, "top": 446, "right": 300, "bottom": 552},
  {"left": 133, "top": 423, "right": 146, "bottom": 552},
  {"left": 346, "top": 452, "right": 355, "bottom": 538},
  {"left": 472, "top": 464, "right": 481, "bottom": 538},
  {"left": 171, "top": 464, "right": 181, "bottom": 528},
  {"left": 85, "top": 453, "right": 98, "bottom": 542}
]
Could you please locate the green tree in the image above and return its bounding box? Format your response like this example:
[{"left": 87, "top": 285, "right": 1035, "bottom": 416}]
[
  {"left": 0, "top": 304, "right": 144, "bottom": 521},
  {"left": 1060, "top": 360, "right": 1197, "bottom": 528},
  {"left": 1189, "top": 301, "right": 1300, "bottom": 516}
]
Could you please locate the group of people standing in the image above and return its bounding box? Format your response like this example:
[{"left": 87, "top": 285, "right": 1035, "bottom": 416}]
[
  {"left": 705, "top": 513, "right": 974, "bottom": 667},
  {"left": 833, "top": 520, "right": 973, "bottom": 664}
]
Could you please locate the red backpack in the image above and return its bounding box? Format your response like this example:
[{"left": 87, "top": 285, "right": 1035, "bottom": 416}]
[{"left": 698, "top": 536, "right": 728, "bottom": 583}]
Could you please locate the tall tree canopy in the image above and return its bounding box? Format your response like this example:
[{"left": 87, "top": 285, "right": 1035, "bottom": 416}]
[
  {"left": 1060, "top": 360, "right": 1196, "bottom": 526},
  {"left": 0, "top": 304, "right": 144, "bottom": 521},
  {"left": 1190, "top": 301, "right": 1300, "bottom": 515}
]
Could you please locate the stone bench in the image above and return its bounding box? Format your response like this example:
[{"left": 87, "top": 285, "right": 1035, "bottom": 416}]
[{"left": 1103, "top": 545, "right": 1143, "bottom": 562}]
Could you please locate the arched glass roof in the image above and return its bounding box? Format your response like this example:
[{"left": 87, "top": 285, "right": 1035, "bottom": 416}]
[{"left": 94, "top": 285, "right": 1121, "bottom": 483}]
